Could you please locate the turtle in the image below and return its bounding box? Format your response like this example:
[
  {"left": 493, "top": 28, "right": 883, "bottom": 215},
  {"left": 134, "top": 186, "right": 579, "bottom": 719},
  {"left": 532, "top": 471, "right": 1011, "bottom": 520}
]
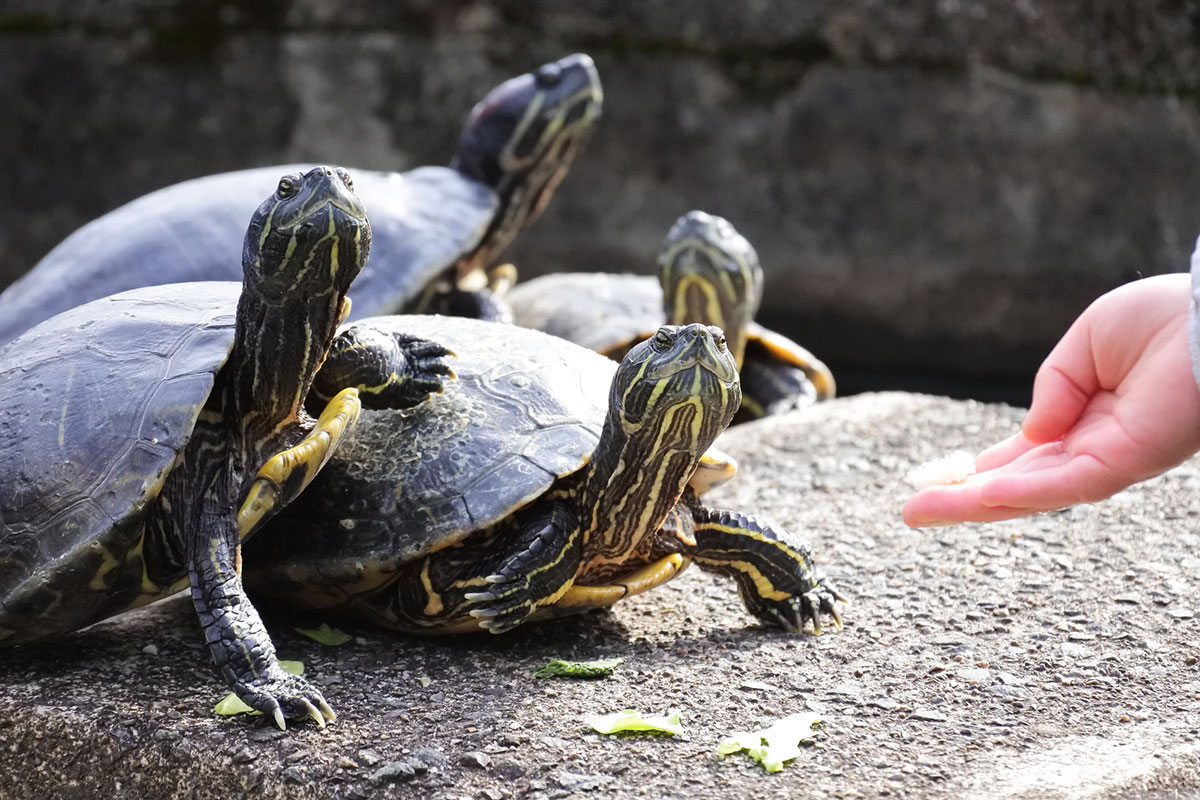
[
  {"left": 242, "top": 317, "right": 845, "bottom": 638},
  {"left": 505, "top": 210, "right": 836, "bottom": 424},
  {"left": 0, "top": 166, "right": 453, "bottom": 729},
  {"left": 0, "top": 53, "right": 603, "bottom": 347}
]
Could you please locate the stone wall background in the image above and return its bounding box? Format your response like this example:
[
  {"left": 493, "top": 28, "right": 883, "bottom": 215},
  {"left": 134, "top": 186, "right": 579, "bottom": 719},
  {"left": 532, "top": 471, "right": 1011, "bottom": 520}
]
[{"left": 2, "top": 1, "right": 1200, "bottom": 398}]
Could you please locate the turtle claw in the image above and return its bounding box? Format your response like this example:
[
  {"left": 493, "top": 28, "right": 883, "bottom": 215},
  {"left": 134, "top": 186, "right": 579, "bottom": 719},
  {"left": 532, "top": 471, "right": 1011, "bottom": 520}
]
[
  {"left": 236, "top": 663, "right": 335, "bottom": 731},
  {"left": 746, "top": 575, "right": 846, "bottom": 636},
  {"left": 465, "top": 601, "right": 500, "bottom": 617},
  {"left": 828, "top": 603, "right": 844, "bottom": 631},
  {"left": 299, "top": 699, "right": 327, "bottom": 729},
  {"left": 465, "top": 585, "right": 535, "bottom": 634}
]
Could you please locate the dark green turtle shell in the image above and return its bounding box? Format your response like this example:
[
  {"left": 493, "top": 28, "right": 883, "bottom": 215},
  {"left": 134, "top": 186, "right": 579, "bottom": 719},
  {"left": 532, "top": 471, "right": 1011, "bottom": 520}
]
[
  {"left": 243, "top": 316, "right": 616, "bottom": 589},
  {"left": 0, "top": 282, "right": 241, "bottom": 641},
  {"left": 0, "top": 166, "right": 495, "bottom": 347}
]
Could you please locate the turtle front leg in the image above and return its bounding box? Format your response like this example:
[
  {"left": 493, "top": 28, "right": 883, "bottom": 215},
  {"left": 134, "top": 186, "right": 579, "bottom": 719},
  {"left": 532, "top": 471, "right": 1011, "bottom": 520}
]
[
  {"left": 311, "top": 324, "right": 455, "bottom": 411},
  {"left": 191, "top": 489, "right": 334, "bottom": 730},
  {"left": 678, "top": 495, "right": 846, "bottom": 634},
  {"left": 465, "top": 501, "right": 582, "bottom": 633},
  {"left": 238, "top": 387, "right": 361, "bottom": 536}
]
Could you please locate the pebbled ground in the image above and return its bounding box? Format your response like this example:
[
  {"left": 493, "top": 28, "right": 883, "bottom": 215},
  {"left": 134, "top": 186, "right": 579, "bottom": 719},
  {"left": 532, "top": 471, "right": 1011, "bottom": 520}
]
[{"left": 1, "top": 392, "right": 1198, "bottom": 800}]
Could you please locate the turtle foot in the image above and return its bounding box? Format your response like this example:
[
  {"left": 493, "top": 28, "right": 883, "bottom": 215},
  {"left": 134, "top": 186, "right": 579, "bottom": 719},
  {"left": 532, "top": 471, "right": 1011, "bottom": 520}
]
[
  {"left": 464, "top": 577, "right": 536, "bottom": 634},
  {"left": 751, "top": 576, "right": 847, "bottom": 636},
  {"left": 393, "top": 333, "right": 457, "bottom": 403},
  {"left": 237, "top": 666, "right": 336, "bottom": 731}
]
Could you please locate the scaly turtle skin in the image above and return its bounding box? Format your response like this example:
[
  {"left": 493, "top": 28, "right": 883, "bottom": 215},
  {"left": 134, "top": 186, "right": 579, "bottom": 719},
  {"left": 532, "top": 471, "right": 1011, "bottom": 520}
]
[
  {"left": 0, "top": 167, "right": 452, "bottom": 729},
  {"left": 0, "top": 54, "right": 603, "bottom": 346},
  {"left": 243, "top": 318, "right": 844, "bottom": 637},
  {"left": 507, "top": 210, "right": 835, "bottom": 424}
]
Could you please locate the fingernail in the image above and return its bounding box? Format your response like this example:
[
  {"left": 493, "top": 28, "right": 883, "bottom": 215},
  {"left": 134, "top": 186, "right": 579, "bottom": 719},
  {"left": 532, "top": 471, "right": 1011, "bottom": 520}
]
[{"left": 913, "top": 518, "right": 957, "bottom": 528}]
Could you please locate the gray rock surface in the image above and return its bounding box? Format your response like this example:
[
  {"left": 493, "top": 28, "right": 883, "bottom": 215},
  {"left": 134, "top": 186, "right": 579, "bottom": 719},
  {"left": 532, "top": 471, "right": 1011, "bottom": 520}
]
[
  {"left": 2, "top": 3, "right": 1200, "bottom": 393},
  {"left": 2, "top": 392, "right": 1199, "bottom": 799}
]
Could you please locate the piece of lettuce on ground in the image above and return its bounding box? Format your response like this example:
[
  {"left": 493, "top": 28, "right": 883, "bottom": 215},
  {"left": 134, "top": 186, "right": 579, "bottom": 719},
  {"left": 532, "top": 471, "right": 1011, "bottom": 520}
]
[
  {"left": 717, "top": 712, "right": 823, "bottom": 772},
  {"left": 585, "top": 709, "right": 684, "bottom": 736},
  {"left": 535, "top": 657, "right": 624, "bottom": 679},
  {"left": 295, "top": 623, "right": 353, "bottom": 646}
]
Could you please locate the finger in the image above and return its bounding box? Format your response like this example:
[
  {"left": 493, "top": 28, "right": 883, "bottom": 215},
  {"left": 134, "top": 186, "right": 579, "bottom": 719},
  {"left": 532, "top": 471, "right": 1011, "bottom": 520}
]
[
  {"left": 1022, "top": 319, "right": 1099, "bottom": 444},
  {"left": 903, "top": 481, "right": 988, "bottom": 527},
  {"left": 977, "top": 450, "right": 1118, "bottom": 510},
  {"left": 974, "top": 430, "right": 1041, "bottom": 472},
  {"left": 904, "top": 501, "right": 1051, "bottom": 527}
]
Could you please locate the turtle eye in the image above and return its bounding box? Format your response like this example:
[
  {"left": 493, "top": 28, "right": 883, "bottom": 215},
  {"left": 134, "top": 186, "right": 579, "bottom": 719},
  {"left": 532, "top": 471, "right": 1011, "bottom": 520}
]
[
  {"left": 336, "top": 167, "right": 354, "bottom": 191},
  {"left": 276, "top": 173, "right": 301, "bottom": 199},
  {"left": 653, "top": 329, "right": 672, "bottom": 350},
  {"left": 715, "top": 333, "right": 727, "bottom": 352}
]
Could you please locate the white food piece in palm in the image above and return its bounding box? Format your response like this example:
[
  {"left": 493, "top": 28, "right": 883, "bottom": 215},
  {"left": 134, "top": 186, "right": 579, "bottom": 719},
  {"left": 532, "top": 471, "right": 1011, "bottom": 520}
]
[{"left": 907, "top": 451, "right": 976, "bottom": 489}]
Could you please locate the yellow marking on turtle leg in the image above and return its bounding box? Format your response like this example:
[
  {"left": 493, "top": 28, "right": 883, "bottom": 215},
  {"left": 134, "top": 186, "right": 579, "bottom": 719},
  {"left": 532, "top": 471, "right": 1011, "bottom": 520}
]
[
  {"left": 420, "top": 559, "right": 444, "bottom": 616},
  {"left": 695, "top": 557, "right": 792, "bottom": 603},
  {"left": 336, "top": 296, "right": 352, "bottom": 327},
  {"left": 238, "top": 387, "right": 361, "bottom": 536},
  {"left": 557, "top": 554, "right": 688, "bottom": 609}
]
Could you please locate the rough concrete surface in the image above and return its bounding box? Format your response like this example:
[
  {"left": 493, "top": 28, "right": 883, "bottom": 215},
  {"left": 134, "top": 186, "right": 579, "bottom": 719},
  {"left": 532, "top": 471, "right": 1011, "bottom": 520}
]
[
  {"left": 3, "top": 2, "right": 1200, "bottom": 393},
  {"left": 2, "top": 392, "right": 1198, "bottom": 800}
]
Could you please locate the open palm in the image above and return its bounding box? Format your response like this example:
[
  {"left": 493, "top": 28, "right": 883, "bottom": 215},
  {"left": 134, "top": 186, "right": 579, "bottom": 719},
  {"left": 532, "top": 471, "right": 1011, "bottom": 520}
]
[{"left": 904, "top": 273, "right": 1200, "bottom": 527}]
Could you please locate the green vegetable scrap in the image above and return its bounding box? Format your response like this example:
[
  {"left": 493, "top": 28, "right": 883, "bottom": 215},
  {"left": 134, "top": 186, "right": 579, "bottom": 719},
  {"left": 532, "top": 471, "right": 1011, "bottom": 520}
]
[
  {"left": 534, "top": 657, "right": 624, "bottom": 679},
  {"left": 585, "top": 709, "right": 684, "bottom": 736},
  {"left": 717, "top": 712, "right": 823, "bottom": 773},
  {"left": 214, "top": 660, "right": 305, "bottom": 716},
  {"left": 295, "top": 622, "right": 353, "bottom": 646}
]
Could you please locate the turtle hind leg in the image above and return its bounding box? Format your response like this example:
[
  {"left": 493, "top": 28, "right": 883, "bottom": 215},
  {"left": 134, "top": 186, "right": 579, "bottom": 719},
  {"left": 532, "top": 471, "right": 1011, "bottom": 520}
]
[
  {"left": 238, "top": 387, "right": 361, "bottom": 536},
  {"left": 310, "top": 325, "right": 455, "bottom": 412},
  {"left": 465, "top": 500, "right": 582, "bottom": 633},
  {"left": 679, "top": 497, "right": 846, "bottom": 634}
]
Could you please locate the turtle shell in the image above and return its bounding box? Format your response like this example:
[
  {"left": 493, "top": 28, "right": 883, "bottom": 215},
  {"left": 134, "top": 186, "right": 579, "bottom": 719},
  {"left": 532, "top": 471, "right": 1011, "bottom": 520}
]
[
  {"left": 0, "top": 282, "right": 241, "bottom": 642},
  {"left": 0, "top": 165, "right": 495, "bottom": 347},
  {"left": 507, "top": 272, "right": 660, "bottom": 356},
  {"left": 508, "top": 271, "right": 833, "bottom": 390},
  {"left": 243, "top": 315, "right": 616, "bottom": 597}
]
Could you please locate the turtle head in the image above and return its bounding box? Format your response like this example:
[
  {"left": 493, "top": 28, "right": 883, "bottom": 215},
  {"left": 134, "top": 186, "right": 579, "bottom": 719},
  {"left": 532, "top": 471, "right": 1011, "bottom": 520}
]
[
  {"left": 658, "top": 211, "right": 763, "bottom": 368},
  {"left": 612, "top": 323, "right": 740, "bottom": 461},
  {"left": 243, "top": 166, "right": 371, "bottom": 300},
  {"left": 450, "top": 54, "right": 603, "bottom": 272},
  {"left": 581, "top": 324, "right": 740, "bottom": 556},
  {"left": 230, "top": 167, "right": 371, "bottom": 438}
]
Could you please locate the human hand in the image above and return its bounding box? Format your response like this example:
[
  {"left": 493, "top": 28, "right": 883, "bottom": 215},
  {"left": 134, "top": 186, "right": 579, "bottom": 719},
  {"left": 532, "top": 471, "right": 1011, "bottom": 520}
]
[{"left": 903, "top": 272, "right": 1200, "bottom": 527}]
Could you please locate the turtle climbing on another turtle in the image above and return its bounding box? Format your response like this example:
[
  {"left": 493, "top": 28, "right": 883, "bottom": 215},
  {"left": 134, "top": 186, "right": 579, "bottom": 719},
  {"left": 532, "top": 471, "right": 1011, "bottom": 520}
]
[
  {"left": 0, "top": 53, "right": 603, "bottom": 346},
  {"left": 243, "top": 317, "right": 844, "bottom": 637},
  {"left": 506, "top": 210, "right": 835, "bottom": 424},
  {"left": 0, "top": 167, "right": 453, "bottom": 729}
]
